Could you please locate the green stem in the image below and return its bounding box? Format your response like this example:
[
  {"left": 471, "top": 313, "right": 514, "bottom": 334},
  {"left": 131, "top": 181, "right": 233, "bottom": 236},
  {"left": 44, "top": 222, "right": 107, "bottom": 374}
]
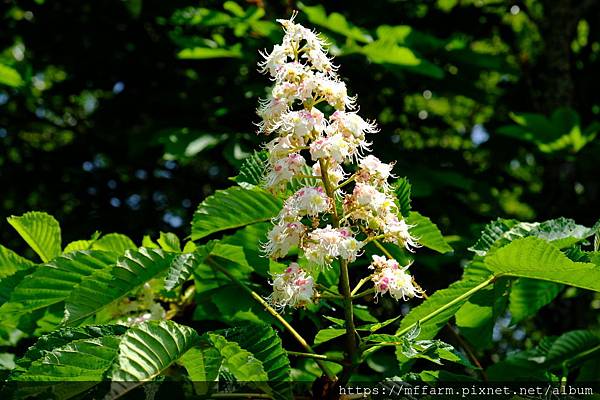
[
  {"left": 350, "top": 276, "right": 371, "bottom": 296},
  {"left": 332, "top": 174, "right": 356, "bottom": 191},
  {"left": 564, "top": 343, "right": 600, "bottom": 368},
  {"left": 205, "top": 257, "right": 337, "bottom": 381},
  {"left": 372, "top": 238, "right": 394, "bottom": 259},
  {"left": 319, "top": 158, "right": 359, "bottom": 384},
  {"left": 287, "top": 351, "right": 346, "bottom": 364},
  {"left": 361, "top": 275, "right": 497, "bottom": 358},
  {"left": 352, "top": 288, "right": 375, "bottom": 300}
]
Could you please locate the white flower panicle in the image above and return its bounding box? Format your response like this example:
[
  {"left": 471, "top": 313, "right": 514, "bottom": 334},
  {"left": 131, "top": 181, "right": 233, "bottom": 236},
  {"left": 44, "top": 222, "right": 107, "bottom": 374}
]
[
  {"left": 256, "top": 16, "right": 423, "bottom": 308},
  {"left": 269, "top": 262, "right": 316, "bottom": 309},
  {"left": 369, "top": 256, "right": 423, "bottom": 301}
]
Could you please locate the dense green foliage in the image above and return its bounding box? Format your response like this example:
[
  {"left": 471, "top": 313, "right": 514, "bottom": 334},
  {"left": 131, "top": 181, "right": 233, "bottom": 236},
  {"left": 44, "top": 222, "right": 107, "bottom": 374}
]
[{"left": 1, "top": 0, "right": 599, "bottom": 398}]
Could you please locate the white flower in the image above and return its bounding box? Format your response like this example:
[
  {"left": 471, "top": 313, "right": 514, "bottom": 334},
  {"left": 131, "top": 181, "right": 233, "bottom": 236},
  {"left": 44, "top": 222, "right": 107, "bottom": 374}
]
[
  {"left": 369, "top": 255, "right": 422, "bottom": 301},
  {"left": 275, "top": 61, "right": 309, "bottom": 84},
  {"left": 264, "top": 153, "right": 306, "bottom": 191},
  {"left": 269, "top": 262, "right": 316, "bottom": 309},
  {"left": 351, "top": 183, "right": 396, "bottom": 215},
  {"left": 303, "top": 225, "right": 362, "bottom": 267},
  {"left": 264, "top": 134, "right": 304, "bottom": 164},
  {"left": 257, "top": 96, "right": 288, "bottom": 134},
  {"left": 329, "top": 111, "right": 378, "bottom": 140},
  {"left": 302, "top": 48, "right": 336, "bottom": 74},
  {"left": 383, "top": 214, "right": 421, "bottom": 252},
  {"left": 272, "top": 81, "right": 301, "bottom": 103},
  {"left": 312, "top": 162, "right": 346, "bottom": 187},
  {"left": 309, "top": 133, "right": 354, "bottom": 164},
  {"left": 279, "top": 108, "right": 326, "bottom": 144},
  {"left": 316, "top": 77, "right": 356, "bottom": 110},
  {"left": 263, "top": 221, "right": 306, "bottom": 259},
  {"left": 258, "top": 44, "right": 292, "bottom": 77},
  {"left": 357, "top": 155, "right": 395, "bottom": 185},
  {"left": 277, "top": 186, "right": 330, "bottom": 220}
]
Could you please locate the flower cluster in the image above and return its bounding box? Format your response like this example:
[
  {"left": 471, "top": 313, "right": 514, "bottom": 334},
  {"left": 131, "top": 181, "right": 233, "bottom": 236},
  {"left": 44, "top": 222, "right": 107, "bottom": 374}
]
[
  {"left": 257, "top": 16, "right": 421, "bottom": 308},
  {"left": 269, "top": 263, "right": 315, "bottom": 309},
  {"left": 369, "top": 256, "right": 423, "bottom": 301}
]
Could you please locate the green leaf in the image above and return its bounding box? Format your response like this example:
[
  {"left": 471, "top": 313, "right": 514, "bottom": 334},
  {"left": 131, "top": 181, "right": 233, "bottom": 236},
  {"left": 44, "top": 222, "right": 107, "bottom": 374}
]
[
  {"left": 471, "top": 218, "right": 596, "bottom": 257},
  {"left": 233, "top": 150, "right": 267, "bottom": 187},
  {"left": 358, "top": 41, "right": 445, "bottom": 79},
  {"left": 109, "top": 321, "right": 199, "bottom": 388},
  {"left": 455, "top": 278, "right": 510, "bottom": 350},
  {"left": 63, "top": 240, "right": 94, "bottom": 254},
  {"left": 222, "top": 323, "right": 292, "bottom": 400},
  {"left": 64, "top": 248, "right": 175, "bottom": 325},
  {"left": 16, "top": 324, "right": 128, "bottom": 370},
  {"left": 393, "top": 177, "right": 412, "bottom": 218},
  {"left": 179, "top": 345, "right": 221, "bottom": 384},
  {"left": 509, "top": 278, "right": 563, "bottom": 324},
  {"left": 177, "top": 46, "right": 242, "bottom": 59},
  {"left": 0, "top": 250, "right": 118, "bottom": 316},
  {"left": 314, "top": 328, "right": 345, "bottom": 346},
  {"left": 0, "top": 244, "right": 35, "bottom": 279},
  {"left": 14, "top": 336, "right": 121, "bottom": 381},
  {"left": 298, "top": 3, "right": 372, "bottom": 43},
  {"left": 406, "top": 211, "right": 452, "bottom": 254},
  {"left": 484, "top": 237, "right": 600, "bottom": 292},
  {"left": 488, "top": 330, "right": 600, "bottom": 380},
  {"left": 191, "top": 186, "right": 282, "bottom": 240},
  {"left": 468, "top": 218, "right": 520, "bottom": 257},
  {"left": 91, "top": 233, "right": 136, "bottom": 253},
  {"left": 207, "top": 333, "right": 269, "bottom": 381},
  {"left": 395, "top": 278, "right": 487, "bottom": 366},
  {"left": 409, "top": 339, "right": 475, "bottom": 368},
  {"left": 0, "top": 64, "right": 23, "bottom": 87},
  {"left": 157, "top": 232, "right": 181, "bottom": 252},
  {"left": 7, "top": 212, "right": 62, "bottom": 263},
  {"left": 546, "top": 330, "right": 600, "bottom": 367},
  {"left": 164, "top": 252, "right": 199, "bottom": 291}
]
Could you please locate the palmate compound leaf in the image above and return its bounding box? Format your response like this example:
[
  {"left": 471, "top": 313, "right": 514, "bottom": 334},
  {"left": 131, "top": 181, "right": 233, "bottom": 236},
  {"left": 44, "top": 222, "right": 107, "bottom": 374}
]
[
  {"left": 7, "top": 211, "right": 62, "bottom": 263},
  {"left": 108, "top": 320, "right": 200, "bottom": 398},
  {"left": 64, "top": 248, "right": 175, "bottom": 326},
  {"left": 191, "top": 186, "right": 282, "bottom": 241},
  {"left": 0, "top": 250, "right": 119, "bottom": 318},
  {"left": 484, "top": 236, "right": 600, "bottom": 291}
]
